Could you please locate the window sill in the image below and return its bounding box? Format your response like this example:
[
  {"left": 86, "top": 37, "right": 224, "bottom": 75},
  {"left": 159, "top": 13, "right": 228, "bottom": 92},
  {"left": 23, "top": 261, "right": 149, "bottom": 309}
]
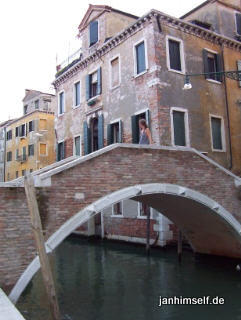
[
  {"left": 72, "top": 104, "right": 81, "bottom": 109},
  {"left": 206, "top": 78, "right": 222, "bottom": 85},
  {"left": 58, "top": 113, "right": 65, "bottom": 117},
  {"left": 110, "top": 84, "right": 120, "bottom": 91},
  {"left": 111, "top": 215, "right": 124, "bottom": 218},
  {"left": 133, "top": 69, "right": 148, "bottom": 79},
  {"left": 211, "top": 148, "right": 226, "bottom": 153},
  {"left": 137, "top": 215, "right": 153, "bottom": 220},
  {"left": 167, "top": 68, "right": 185, "bottom": 75}
]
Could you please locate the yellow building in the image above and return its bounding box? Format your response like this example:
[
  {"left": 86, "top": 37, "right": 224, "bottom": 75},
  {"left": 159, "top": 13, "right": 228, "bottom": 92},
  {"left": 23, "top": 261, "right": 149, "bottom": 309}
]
[{"left": 5, "top": 110, "right": 55, "bottom": 181}]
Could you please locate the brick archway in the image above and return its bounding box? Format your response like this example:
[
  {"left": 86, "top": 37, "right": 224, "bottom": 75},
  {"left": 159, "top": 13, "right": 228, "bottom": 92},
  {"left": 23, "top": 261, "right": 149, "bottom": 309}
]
[{"left": 9, "top": 182, "right": 241, "bottom": 303}]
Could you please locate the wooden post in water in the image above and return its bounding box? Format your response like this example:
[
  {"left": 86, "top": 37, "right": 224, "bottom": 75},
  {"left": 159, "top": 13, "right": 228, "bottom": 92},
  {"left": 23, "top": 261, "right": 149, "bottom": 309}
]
[
  {"left": 145, "top": 204, "right": 151, "bottom": 255},
  {"left": 24, "top": 175, "right": 60, "bottom": 320},
  {"left": 177, "top": 229, "right": 183, "bottom": 263}
]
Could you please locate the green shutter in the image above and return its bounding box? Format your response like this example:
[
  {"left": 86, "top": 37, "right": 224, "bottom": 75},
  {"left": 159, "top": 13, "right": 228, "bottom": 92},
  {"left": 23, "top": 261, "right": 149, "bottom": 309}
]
[
  {"left": 131, "top": 115, "right": 139, "bottom": 144},
  {"left": 107, "top": 124, "right": 113, "bottom": 145},
  {"left": 97, "top": 67, "right": 102, "bottom": 95},
  {"left": 237, "top": 60, "right": 241, "bottom": 87},
  {"left": 98, "top": 114, "right": 104, "bottom": 149},
  {"left": 216, "top": 54, "right": 223, "bottom": 82},
  {"left": 119, "top": 120, "right": 123, "bottom": 143},
  {"left": 83, "top": 121, "right": 90, "bottom": 155},
  {"left": 85, "top": 75, "right": 90, "bottom": 100},
  {"left": 89, "top": 21, "right": 98, "bottom": 46},
  {"left": 203, "top": 49, "right": 209, "bottom": 79}
]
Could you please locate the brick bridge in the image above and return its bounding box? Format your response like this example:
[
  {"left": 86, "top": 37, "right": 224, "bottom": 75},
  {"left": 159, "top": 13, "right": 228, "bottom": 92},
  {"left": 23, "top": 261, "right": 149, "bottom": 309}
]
[{"left": 0, "top": 144, "right": 240, "bottom": 303}]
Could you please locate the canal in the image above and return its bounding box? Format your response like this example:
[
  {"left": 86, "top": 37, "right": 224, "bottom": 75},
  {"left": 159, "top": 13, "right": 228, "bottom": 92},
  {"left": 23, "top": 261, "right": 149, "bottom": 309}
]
[{"left": 17, "top": 236, "right": 241, "bottom": 320}]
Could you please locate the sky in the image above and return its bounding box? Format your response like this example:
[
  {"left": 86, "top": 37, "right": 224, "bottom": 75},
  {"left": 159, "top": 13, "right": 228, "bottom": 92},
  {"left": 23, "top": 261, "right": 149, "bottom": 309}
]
[{"left": 0, "top": 0, "right": 205, "bottom": 122}]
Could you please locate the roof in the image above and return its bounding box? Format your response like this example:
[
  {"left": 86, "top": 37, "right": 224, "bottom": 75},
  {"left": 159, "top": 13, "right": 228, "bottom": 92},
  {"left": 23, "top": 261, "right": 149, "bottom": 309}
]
[
  {"left": 23, "top": 89, "right": 55, "bottom": 102},
  {"left": 78, "top": 4, "right": 138, "bottom": 32},
  {"left": 5, "top": 110, "right": 54, "bottom": 127},
  {"left": 180, "top": 1, "right": 212, "bottom": 19}
]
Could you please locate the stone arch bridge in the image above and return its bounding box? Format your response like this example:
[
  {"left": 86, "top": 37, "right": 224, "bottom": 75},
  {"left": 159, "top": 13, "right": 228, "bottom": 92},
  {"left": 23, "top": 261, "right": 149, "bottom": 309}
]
[{"left": 0, "top": 144, "right": 240, "bottom": 303}]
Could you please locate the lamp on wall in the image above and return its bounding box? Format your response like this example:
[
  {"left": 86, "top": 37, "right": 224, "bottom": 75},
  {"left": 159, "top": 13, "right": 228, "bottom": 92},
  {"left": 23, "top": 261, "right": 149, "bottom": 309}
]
[{"left": 183, "top": 74, "right": 192, "bottom": 90}]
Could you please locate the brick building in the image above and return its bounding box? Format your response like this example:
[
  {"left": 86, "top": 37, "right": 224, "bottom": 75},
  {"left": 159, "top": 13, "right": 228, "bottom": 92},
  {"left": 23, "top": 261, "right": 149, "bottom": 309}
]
[{"left": 52, "top": 1, "right": 241, "bottom": 245}]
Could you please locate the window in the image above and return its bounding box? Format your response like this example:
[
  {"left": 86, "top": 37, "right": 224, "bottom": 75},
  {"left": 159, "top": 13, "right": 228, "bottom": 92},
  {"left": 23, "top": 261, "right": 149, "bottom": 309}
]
[
  {"left": 30, "top": 169, "right": 33, "bottom": 173},
  {"left": 29, "top": 120, "right": 34, "bottom": 132},
  {"left": 7, "top": 151, "right": 12, "bottom": 162},
  {"left": 22, "top": 170, "right": 26, "bottom": 177},
  {"left": 138, "top": 203, "right": 151, "bottom": 218},
  {"left": 86, "top": 68, "right": 102, "bottom": 100},
  {"left": 191, "top": 20, "right": 212, "bottom": 30},
  {"left": 74, "top": 81, "right": 81, "bottom": 107},
  {"left": 40, "top": 143, "right": 47, "bottom": 155},
  {"left": 58, "top": 91, "right": 65, "bottom": 115},
  {"left": 131, "top": 110, "right": 150, "bottom": 144},
  {"left": 6, "top": 130, "right": 12, "bottom": 141},
  {"left": 107, "top": 120, "right": 123, "bottom": 145},
  {"left": 135, "top": 41, "right": 147, "bottom": 75},
  {"left": 89, "top": 20, "right": 98, "bottom": 47},
  {"left": 203, "top": 49, "right": 223, "bottom": 82},
  {"left": 210, "top": 116, "right": 225, "bottom": 151},
  {"left": 39, "top": 119, "right": 47, "bottom": 130},
  {"left": 57, "top": 141, "right": 65, "bottom": 161},
  {"left": 19, "top": 124, "right": 26, "bottom": 137},
  {"left": 236, "top": 13, "right": 241, "bottom": 35},
  {"left": 171, "top": 109, "right": 189, "bottom": 147},
  {"left": 15, "top": 127, "right": 19, "bottom": 137},
  {"left": 16, "top": 171, "right": 19, "bottom": 179},
  {"left": 112, "top": 202, "right": 123, "bottom": 216},
  {"left": 24, "top": 105, "right": 28, "bottom": 115},
  {"left": 167, "top": 37, "right": 185, "bottom": 73},
  {"left": 110, "top": 56, "right": 120, "bottom": 88},
  {"left": 35, "top": 100, "right": 39, "bottom": 109},
  {"left": 22, "top": 146, "right": 27, "bottom": 160},
  {"left": 74, "top": 136, "right": 81, "bottom": 156},
  {"left": 28, "top": 144, "right": 34, "bottom": 156},
  {"left": 15, "top": 149, "right": 19, "bottom": 160}
]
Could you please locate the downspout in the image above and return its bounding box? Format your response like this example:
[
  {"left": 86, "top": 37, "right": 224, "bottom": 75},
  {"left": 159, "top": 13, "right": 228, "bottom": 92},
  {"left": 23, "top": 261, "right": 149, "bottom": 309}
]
[
  {"left": 221, "top": 44, "right": 233, "bottom": 170},
  {"left": 3, "top": 127, "right": 6, "bottom": 182}
]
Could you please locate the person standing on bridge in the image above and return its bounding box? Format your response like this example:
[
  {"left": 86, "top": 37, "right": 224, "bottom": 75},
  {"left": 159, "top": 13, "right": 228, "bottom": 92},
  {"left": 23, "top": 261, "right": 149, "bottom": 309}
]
[{"left": 139, "top": 119, "right": 153, "bottom": 145}]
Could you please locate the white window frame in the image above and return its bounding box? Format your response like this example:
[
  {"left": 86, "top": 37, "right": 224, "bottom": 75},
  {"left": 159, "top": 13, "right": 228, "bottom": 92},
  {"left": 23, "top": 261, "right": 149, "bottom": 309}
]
[
  {"left": 137, "top": 202, "right": 153, "bottom": 219},
  {"left": 170, "top": 107, "right": 190, "bottom": 147},
  {"left": 209, "top": 114, "right": 226, "bottom": 152},
  {"left": 111, "top": 201, "right": 124, "bottom": 218},
  {"left": 109, "top": 54, "right": 121, "bottom": 89},
  {"left": 89, "top": 19, "right": 100, "bottom": 47},
  {"left": 58, "top": 90, "right": 65, "bottom": 116},
  {"left": 39, "top": 143, "right": 48, "bottom": 156},
  {"left": 73, "top": 134, "right": 82, "bottom": 156},
  {"left": 166, "top": 35, "right": 186, "bottom": 75},
  {"left": 203, "top": 48, "right": 222, "bottom": 84},
  {"left": 73, "top": 80, "right": 81, "bottom": 108},
  {"left": 133, "top": 38, "right": 148, "bottom": 78}
]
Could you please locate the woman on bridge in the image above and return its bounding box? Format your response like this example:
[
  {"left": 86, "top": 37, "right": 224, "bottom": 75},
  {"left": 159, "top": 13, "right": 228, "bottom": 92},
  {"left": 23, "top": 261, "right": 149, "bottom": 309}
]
[{"left": 139, "top": 119, "right": 153, "bottom": 145}]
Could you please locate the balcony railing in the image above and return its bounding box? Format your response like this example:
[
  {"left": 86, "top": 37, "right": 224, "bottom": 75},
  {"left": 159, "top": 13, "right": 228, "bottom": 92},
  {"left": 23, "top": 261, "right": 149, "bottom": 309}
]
[
  {"left": 16, "top": 154, "right": 27, "bottom": 162},
  {"left": 56, "top": 48, "right": 82, "bottom": 74}
]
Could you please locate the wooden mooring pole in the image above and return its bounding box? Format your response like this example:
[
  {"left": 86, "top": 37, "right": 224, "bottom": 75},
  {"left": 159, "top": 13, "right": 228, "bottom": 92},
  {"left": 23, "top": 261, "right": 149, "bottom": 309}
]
[
  {"left": 146, "top": 204, "right": 151, "bottom": 255},
  {"left": 24, "top": 175, "right": 60, "bottom": 320},
  {"left": 177, "top": 229, "right": 183, "bottom": 263}
]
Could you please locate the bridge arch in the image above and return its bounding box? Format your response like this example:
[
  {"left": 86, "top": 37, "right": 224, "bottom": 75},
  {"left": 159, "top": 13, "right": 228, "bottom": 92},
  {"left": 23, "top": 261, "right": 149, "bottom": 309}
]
[{"left": 9, "top": 183, "right": 241, "bottom": 303}]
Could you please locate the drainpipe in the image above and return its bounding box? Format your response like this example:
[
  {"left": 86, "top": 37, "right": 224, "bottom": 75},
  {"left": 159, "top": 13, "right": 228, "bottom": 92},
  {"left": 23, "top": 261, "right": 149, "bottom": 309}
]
[
  {"left": 222, "top": 45, "right": 233, "bottom": 170},
  {"left": 3, "top": 127, "right": 6, "bottom": 182}
]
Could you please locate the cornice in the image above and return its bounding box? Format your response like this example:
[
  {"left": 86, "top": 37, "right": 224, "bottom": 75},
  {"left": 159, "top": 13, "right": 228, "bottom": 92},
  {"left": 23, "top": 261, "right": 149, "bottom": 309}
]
[{"left": 53, "top": 9, "right": 241, "bottom": 89}]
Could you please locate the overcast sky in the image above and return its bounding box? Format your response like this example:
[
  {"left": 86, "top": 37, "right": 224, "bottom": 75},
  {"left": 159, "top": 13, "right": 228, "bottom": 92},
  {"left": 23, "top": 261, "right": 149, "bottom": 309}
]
[{"left": 0, "top": 0, "right": 204, "bottom": 122}]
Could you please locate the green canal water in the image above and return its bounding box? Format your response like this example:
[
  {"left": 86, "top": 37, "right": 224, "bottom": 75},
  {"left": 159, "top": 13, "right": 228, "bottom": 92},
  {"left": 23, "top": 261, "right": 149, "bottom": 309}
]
[{"left": 17, "top": 236, "right": 241, "bottom": 320}]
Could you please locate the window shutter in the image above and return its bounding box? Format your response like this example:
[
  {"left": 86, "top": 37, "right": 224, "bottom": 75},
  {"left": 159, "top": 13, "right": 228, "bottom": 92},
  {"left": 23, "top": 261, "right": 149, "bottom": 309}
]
[
  {"left": 89, "top": 21, "right": 98, "bottom": 46},
  {"left": 83, "top": 121, "right": 90, "bottom": 155},
  {"left": 203, "top": 49, "right": 209, "bottom": 79},
  {"left": 131, "top": 115, "right": 139, "bottom": 144},
  {"left": 98, "top": 114, "right": 104, "bottom": 149},
  {"left": 62, "top": 141, "right": 65, "bottom": 160},
  {"left": 236, "top": 13, "right": 241, "bottom": 35},
  {"left": 97, "top": 67, "right": 102, "bottom": 95},
  {"left": 26, "top": 123, "right": 28, "bottom": 135},
  {"left": 173, "top": 111, "right": 186, "bottom": 146},
  {"left": 85, "top": 75, "right": 90, "bottom": 100},
  {"left": 216, "top": 54, "right": 223, "bottom": 82},
  {"left": 107, "top": 124, "right": 113, "bottom": 145},
  {"left": 56, "top": 143, "right": 59, "bottom": 161},
  {"left": 119, "top": 120, "right": 123, "bottom": 143},
  {"left": 32, "top": 120, "right": 35, "bottom": 131},
  {"left": 145, "top": 109, "right": 150, "bottom": 128},
  {"left": 237, "top": 60, "right": 241, "bottom": 87}
]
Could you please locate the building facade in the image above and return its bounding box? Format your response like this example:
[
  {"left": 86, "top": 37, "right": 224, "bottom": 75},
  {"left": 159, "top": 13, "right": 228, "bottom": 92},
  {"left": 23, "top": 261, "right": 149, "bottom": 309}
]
[
  {"left": 0, "top": 120, "right": 15, "bottom": 182},
  {"left": 52, "top": 2, "right": 241, "bottom": 245},
  {"left": 5, "top": 90, "right": 56, "bottom": 181}
]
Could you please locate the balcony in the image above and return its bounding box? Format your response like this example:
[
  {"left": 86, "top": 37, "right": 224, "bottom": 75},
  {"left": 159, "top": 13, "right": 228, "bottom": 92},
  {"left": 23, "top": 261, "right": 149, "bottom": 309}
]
[{"left": 16, "top": 154, "right": 27, "bottom": 163}]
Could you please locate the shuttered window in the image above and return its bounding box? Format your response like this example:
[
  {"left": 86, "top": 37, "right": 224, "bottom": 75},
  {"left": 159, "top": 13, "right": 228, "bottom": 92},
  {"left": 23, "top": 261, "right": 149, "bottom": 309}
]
[
  {"left": 35, "top": 100, "right": 39, "bottom": 110},
  {"left": 29, "top": 120, "right": 34, "bottom": 132},
  {"left": 22, "top": 146, "right": 27, "bottom": 161},
  {"left": 74, "top": 136, "right": 81, "bottom": 156},
  {"left": 40, "top": 143, "right": 47, "bottom": 155},
  {"left": 168, "top": 39, "right": 182, "bottom": 71},
  {"left": 74, "top": 81, "right": 80, "bottom": 106},
  {"left": 135, "top": 41, "right": 146, "bottom": 75},
  {"left": 7, "top": 151, "right": 12, "bottom": 162},
  {"left": 110, "top": 57, "right": 120, "bottom": 88},
  {"left": 237, "top": 60, "right": 241, "bottom": 87},
  {"left": 172, "top": 110, "right": 187, "bottom": 146},
  {"left": 98, "top": 114, "right": 104, "bottom": 149},
  {"left": 131, "top": 111, "right": 150, "bottom": 144},
  {"left": 89, "top": 20, "right": 98, "bottom": 47},
  {"left": 107, "top": 120, "right": 123, "bottom": 145},
  {"left": 59, "top": 92, "right": 64, "bottom": 115},
  {"left": 203, "top": 49, "right": 223, "bottom": 82},
  {"left": 236, "top": 13, "right": 241, "bottom": 35},
  {"left": 86, "top": 68, "right": 102, "bottom": 100},
  {"left": 57, "top": 142, "right": 65, "bottom": 161},
  {"left": 19, "top": 124, "right": 26, "bottom": 137},
  {"left": 6, "top": 130, "right": 12, "bottom": 141},
  {"left": 15, "top": 127, "right": 19, "bottom": 137},
  {"left": 28, "top": 144, "right": 34, "bottom": 156},
  {"left": 83, "top": 121, "right": 90, "bottom": 155},
  {"left": 211, "top": 117, "right": 223, "bottom": 150}
]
